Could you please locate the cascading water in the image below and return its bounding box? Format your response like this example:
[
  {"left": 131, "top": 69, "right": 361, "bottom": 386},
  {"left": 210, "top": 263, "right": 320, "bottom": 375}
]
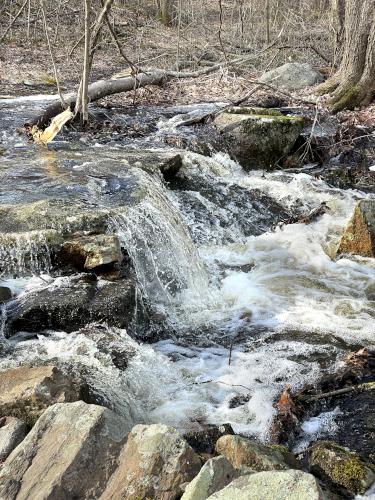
[
  {"left": 0, "top": 97, "right": 374, "bottom": 446},
  {"left": 109, "top": 168, "right": 210, "bottom": 322},
  {"left": 0, "top": 231, "right": 53, "bottom": 278}
]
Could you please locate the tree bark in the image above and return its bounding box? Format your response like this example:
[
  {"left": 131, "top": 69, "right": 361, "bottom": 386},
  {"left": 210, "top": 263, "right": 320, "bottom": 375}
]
[
  {"left": 158, "top": 0, "right": 174, "bottom": 26},
  {"left": 318, "top": 0, "right": 375, "bottom": 111},
  {"left": 331, "top": 0, "right": 345, "bottom": 64},
  {"left": 81, "top": 0, "right": 91, "bottom": 124}
]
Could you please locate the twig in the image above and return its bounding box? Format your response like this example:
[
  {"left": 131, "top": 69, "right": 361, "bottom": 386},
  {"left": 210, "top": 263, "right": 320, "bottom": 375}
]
[
  {"left": 302, "top": 382, "right": 375, "bottom": 402},
  {"left": 40, "top": 0, "right": 66, "bottom": 108},
  {"left": 100, "top": 0, "right": 136, "bottom": 71},
  {"left": 276, "top": 44, "right": 331, "bottom": 64},
  {"left": 0, "top": 0, "right": 29, "bottom": 43}
]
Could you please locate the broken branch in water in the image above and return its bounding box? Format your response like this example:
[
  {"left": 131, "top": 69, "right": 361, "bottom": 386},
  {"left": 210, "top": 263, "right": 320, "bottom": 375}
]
[{"left": 29, "top": 108, "right": 74, "bottom": 146}]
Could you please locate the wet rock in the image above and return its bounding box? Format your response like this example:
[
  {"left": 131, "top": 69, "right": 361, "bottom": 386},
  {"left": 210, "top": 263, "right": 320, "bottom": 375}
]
[
  {"left": 337, "top": 200, "right": 375, "bottom": 257},
  {"left": 214, "top": 107, "right": 303, "bottom": 170},
  {"left": 0, "top": 417, "right": 26, "bottom": 461},
  {"left": 308, "top": 440, "right": 375, "bottom": 496},
  {"left": 260, "top": 63, "right": 323, "bottom": 91},
  {"left": 0, "top": 401, "right": 131, "bottom": 499},
  {"left": 184, "top": 423, "right": 234, "bottom": 455},
  {"left": 0, "top": 199, "right": 108, "bottom": 235},
  {"left": 207, "top": 470, "right": 325, "bottom": 500},
  {"left": 6, "top": 274, "right": 137, "bottom": 337},
  {"left": 181, "top": 456, "right": 237, "bottom": 500},
  {"left": 0, "top": 287, "right": 12, "bottom": 304},
  {"left": 101, "top": 423, "right": 202, "bottom": 500},
  {"left": 215, "top": 435, "right": 298, "bottom": 472},
  {"left": 59, "top": 234, "right": 123, "bottom": 271},
  {"left": 0, "top": 365, "right": 86, "bottom": 426},
  {"left": 78, "top": 324, "right": 137, "bottom": 370}
]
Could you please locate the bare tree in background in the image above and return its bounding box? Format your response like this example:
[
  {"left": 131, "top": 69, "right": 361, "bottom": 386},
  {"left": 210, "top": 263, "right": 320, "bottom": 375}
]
[
  {"left": 81, "top": 0, "right": 91, "bottom": 123},
  {"left": 319, "top": 0, "right": 375, "bottom": 111},
  {"left": 156, "top": 0, "right": 175, "bottom": 26}
]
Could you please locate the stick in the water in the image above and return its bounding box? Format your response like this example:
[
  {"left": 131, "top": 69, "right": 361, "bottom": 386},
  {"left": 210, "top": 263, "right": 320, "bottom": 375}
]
[{"left": 29, "top": 108, "right": 74, "bottom": 146}]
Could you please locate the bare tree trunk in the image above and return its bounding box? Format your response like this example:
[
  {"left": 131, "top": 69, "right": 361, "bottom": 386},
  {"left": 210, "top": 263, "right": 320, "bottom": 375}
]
[
  {"left": 158, "top": 0, "right": 174, "bottom": 26},
  {"left": 265, "top": 0, "right": 271, "bottom": 45},
  {"left": 317, "top": 0, "right": 375, "bottom": 111},
  {"left": 331, "top": 0, "right": 345, "bottom": 65},
  {"left": 81, "top": 0, "right": 91, "bottom": 124}
]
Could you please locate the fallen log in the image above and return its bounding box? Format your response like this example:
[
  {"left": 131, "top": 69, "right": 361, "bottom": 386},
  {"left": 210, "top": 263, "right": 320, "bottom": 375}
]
[
  {"left": 27, "top": 69, "right": 168, "bottom": 129},
  {"left": 26, "top": 48, "right": 281, "bottom": 131}
]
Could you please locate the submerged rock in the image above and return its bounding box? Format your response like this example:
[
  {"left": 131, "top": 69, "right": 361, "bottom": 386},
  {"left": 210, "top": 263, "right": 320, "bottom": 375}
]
[
  {"left": 214, "top": 107, "right": 303, "bottom": 170},
  {"left": 308, "top": 440, "right": 375, "bottom": 496},
  {"left": 181, "top": 456, "right": 237, "bottom": 500},
  {"left": 0, "top": 365, "right": 86, "bottom": 426},
  {"left": 260, "top": 63, "right": 324, "bottom": 91},
  {"left": 101, "top": 423, "right": 202, "bottom": 500},
  {"left": 207, "top": 470, "right": 325, "bottom": 500},
  {"left": 337, "top": 200, "right": 375, "bottom": 257},
  {"left": 6, "top": 274, "right": 137, "bottom": 337},
  {"left": 215, "top": 435, "right": 298, "bottom": 472},
  {"left": 59, "top": 234, "right": 123, "bottom": 271},
  {"left": 0, "top": 401, "right": 131, "bottom": 499},
  {"left": 0, "top": 417, "right": 26, "bottom": 462}
]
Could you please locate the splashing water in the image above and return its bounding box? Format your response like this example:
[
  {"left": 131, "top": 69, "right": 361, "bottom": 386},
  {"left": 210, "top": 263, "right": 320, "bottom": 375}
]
[
  {"left": 110, "top": 168, "right": 209, "bottom": 321},
  {"left": 1, "top": 99, "right": 375, "bottom": 442}
]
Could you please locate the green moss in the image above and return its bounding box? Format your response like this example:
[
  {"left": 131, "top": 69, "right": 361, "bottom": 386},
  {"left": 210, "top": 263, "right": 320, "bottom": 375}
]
[
  {"left": 311, "top": 441, "right": 373, "bottom": 495},
  {"left": 330, "top": 457, "right": 366, "bottom": 493},
  {"left": 331, "top": 85, "right": 360, "bottom": 113},
  {"left": 227, "top": 106, "right": 283, "bottom": 117}
]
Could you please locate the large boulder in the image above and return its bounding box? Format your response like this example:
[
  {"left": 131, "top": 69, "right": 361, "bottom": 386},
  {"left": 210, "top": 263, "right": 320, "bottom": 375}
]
[
  {"left": 0, "top": 365, "right": 86, "bottom": 426},
  {"left": 0, "top": 401, "right": 131, "bottom": 499},
  {"left": 337, "top": 200, "right": 375, "bottom": 257},
  {"left": 308, "top": 440, "right": 375, "bottom": 496},
  {"left": 181, "top": 456, "right": 237, "bottom": 500},
  {"left": 214, "top": 107, "right": 303, "bottom": 170},
  {"left": 6, "top": 274, "right": 137, "bottom": 337},
  {"left": 100, "top": 423, "right": 202, "bottom": 500},
  {"left": 260, "top": 63, "right": 323, "bottom": 91},
  {"left": 0, "top": 417, "right": 26, "bottom": 462},
  {"left": 207, "top": 470, "right": 325, "bottom": 500},
  {"left": 215, "top": 435, "right": 298, "bottom": 472}
]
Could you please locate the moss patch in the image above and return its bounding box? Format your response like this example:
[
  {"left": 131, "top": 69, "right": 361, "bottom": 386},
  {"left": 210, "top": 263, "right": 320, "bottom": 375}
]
[{"left": 310, "top": 441, "right": 375, "bottom": 495}]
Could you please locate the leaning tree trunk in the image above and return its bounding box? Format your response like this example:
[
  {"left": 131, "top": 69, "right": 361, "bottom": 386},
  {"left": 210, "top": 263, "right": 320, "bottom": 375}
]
[{"left": 318, "top": 0, "right": 375, "bottom": 111}]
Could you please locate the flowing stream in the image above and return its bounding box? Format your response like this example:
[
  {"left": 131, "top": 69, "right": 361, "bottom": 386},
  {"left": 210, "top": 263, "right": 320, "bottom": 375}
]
[{"left": 0, "top": 95, "right": 374, "bottom": 443}]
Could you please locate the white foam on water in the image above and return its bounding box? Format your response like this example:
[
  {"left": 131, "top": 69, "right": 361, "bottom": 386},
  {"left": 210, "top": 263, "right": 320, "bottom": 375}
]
[
  {"left": 0, "top": 94, "right": 59, "bottom": 104},
  {"left": 1, "top": 127, "right": 375, "bottom": 442},
  {"left": 293, "top": 408, "right": 342, "bottom": 453}
]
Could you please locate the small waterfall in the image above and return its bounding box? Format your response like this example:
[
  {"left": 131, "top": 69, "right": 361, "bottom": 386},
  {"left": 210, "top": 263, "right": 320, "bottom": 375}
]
[
  {"left": 110, "top": 169, "right": 209, "bottom": 320},
  {"left": 0, "top": 231, "right": 54, "bottom": 277}
]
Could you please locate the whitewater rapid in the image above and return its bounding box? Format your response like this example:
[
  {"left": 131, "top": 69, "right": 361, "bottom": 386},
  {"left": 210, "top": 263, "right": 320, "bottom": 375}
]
[{"left": 0, "top": 98, "right": 374, "bottom": 443}]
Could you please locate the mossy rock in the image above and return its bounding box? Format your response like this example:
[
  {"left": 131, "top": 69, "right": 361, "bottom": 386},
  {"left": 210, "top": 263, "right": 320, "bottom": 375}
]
[
  {"left": 309, "top": 440, "right": 375, "bottom": 495},
  {"left": 214, "top": 107, "right": 304, "bottom": 170}
]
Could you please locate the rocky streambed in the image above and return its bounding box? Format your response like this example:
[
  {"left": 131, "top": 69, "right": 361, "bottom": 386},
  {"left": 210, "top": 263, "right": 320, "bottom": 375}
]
[{"left": 0, "top": 95, "right": 374, "bottom": 499}]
